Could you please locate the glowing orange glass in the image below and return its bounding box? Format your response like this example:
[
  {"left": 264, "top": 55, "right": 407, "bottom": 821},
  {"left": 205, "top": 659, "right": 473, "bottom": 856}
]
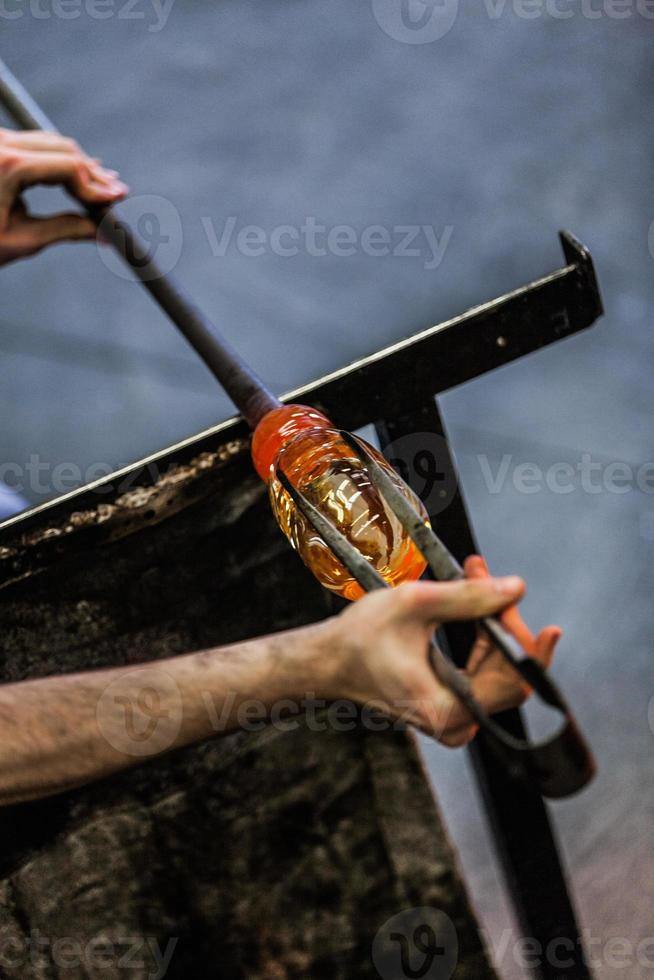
[{"left": 252, "top": 404, "right": 428, "bottom": 601}]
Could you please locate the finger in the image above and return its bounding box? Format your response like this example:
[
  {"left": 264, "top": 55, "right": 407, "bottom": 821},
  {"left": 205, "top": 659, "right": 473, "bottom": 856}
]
[
  {"left": 533, "top": 625, "right": 562, "bottom": 669},
  {"left": 439, "top": 723, "right": 478, "bottom": 749},
  {"left": 0, "top": 197, "right": 30, "bottom": 234},
  {"left": 403, "top": 576, "right": 525, "bottom": 626},
  {"left": 86, "top": 163, "right": 122, "bottom": 184},
  {"left": 463, "top": 554, "right": 489, "bottom": 579},
  {"left": 384, "top": 665, "right": 475, "bottom": 735},
  {"left": 465, "top": 629, "right": 493, "bottom": 674},
  {"left": 464, "top": 553, "right": 538, "bottom": 654},
  {"left": 0, "top": 200, "right": 10, "bottom": 234},
  {"left": 470, "top": 667, "right": 528, "bottom": 715},
  {"left": 462, "top": 556, "right": 494, "bottom": 671},
  {"left": 468, "top": 631, "right": 559, "bottom": 714},
  {"left": 500, "top": 603, "right": 537, "bottom": 655},
  {"left": 2, "top": 150, "right": 128, "bottom": 202},
  {"left": 0, "top": 132, "right": 121, "bottom": 185},
  {"left": 5, "top": 212, "right": 98, "bottom": 257},
  {"left": 0, "top": 129, "right": 85, "bottom": 156}
]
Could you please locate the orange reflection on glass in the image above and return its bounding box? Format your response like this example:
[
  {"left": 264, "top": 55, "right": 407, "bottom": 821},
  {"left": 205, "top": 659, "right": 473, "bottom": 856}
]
[{"left": 252, "top": 404, "right": 428, "bottom": 601}]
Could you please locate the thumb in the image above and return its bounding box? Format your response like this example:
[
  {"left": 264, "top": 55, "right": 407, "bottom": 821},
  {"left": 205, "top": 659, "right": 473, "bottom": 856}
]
[
  {"left": 0, "top": 200, "right": 10, "bottom": 234},
  {"left": 463, "top": 554, "right": 562, "bottom": 667},
  {"left": 464, "top": 553, "right": 537, "bottom": 653},
  {"left": 11, "top": 212, "right": 97, "bottom": 257}
]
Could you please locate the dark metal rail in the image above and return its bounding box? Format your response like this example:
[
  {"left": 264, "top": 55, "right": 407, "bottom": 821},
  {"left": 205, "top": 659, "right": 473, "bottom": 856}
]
[{"left": 377, "top": 402, "right": 595, "bottom": 980}]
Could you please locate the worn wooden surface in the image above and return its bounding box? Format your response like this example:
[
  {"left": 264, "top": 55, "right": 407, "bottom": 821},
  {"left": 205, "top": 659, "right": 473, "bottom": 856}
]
[{"left": 0, "top": 436, "right": 496, "bottom": 979}]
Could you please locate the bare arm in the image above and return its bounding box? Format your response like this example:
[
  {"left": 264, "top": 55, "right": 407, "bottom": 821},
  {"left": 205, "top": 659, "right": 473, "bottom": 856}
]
[{"left": 0, "top": 562, "right": 560, "bottom": 806}]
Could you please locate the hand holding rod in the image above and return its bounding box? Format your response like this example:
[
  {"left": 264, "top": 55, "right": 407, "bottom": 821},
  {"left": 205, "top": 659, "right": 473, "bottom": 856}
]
[
  {"left": 278, "top": 436, "right": 596, "bottom": 799},
  {"left": 339, "top": 432, "right": 567, "bottom": 708},
  {"left": 0, "top": 57, "right": 280, "bottom": 429}
]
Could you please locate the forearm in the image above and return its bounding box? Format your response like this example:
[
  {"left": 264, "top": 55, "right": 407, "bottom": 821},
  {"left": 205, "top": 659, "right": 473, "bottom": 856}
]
[
  {"left": 0, "top": 572, "right": 554, "bottom": 806},
  {"left": 0, "top": 619, "right": 336, "bottom": 806}
]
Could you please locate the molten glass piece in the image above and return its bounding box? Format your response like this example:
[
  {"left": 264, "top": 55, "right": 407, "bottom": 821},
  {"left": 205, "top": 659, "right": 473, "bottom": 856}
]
[{"left": 251, "top": 404, "right": 429, "bottom": 600}]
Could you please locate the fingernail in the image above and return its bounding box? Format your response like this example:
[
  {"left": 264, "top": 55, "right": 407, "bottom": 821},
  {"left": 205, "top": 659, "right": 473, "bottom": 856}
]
[
  {"left": 496, "top": 576, "right": 522, "bottom": 594},
  {"left": 88, "top": 167, "right": 121, "bottom": 185},
  {"left": 93, "top": 179, "right": 128, "bottom": 196}
]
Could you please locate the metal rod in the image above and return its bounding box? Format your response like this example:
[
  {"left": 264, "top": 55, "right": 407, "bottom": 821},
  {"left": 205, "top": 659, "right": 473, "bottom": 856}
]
[{"left": 0, "top": 57, "right": 280, "bottom": 429}]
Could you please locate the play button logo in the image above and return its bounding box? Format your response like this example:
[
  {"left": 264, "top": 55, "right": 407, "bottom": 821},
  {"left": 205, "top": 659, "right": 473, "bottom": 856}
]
[{"left": 371, "top": 0, "right": 460, "bottom": 44}]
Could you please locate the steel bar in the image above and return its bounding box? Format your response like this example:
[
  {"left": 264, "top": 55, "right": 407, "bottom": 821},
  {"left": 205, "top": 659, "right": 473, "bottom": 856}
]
[{"left": 0, "top": 57, "right": 279, "bottom": 428}]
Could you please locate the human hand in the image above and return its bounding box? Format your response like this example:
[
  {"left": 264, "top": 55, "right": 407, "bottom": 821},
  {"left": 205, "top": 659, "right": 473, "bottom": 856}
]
[
  {"left": 0, "top": 128, "right": 128, "bottom": 265},
  {"left": 325, "top": 556, "right": 561, "bottom": 748}
]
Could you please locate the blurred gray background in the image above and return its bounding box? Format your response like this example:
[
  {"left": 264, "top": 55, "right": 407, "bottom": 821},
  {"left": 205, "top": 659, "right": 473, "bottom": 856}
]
[{"left": 1, "top": 3, "right": 653, "bottom": 977}]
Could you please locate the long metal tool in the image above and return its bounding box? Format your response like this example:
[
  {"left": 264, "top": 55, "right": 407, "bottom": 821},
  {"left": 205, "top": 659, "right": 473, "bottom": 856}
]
[
  {"left": 278, "top": 435, "right": 595, "bottom": 800},
  {"left": 0, "top": 57, "right": 280, "bottom": 429}
]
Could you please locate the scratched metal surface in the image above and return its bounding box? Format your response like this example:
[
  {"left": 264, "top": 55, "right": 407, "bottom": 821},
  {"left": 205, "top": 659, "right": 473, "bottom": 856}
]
[{"left": 1, "top": 4, "right": 653, "bottom": 978}]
